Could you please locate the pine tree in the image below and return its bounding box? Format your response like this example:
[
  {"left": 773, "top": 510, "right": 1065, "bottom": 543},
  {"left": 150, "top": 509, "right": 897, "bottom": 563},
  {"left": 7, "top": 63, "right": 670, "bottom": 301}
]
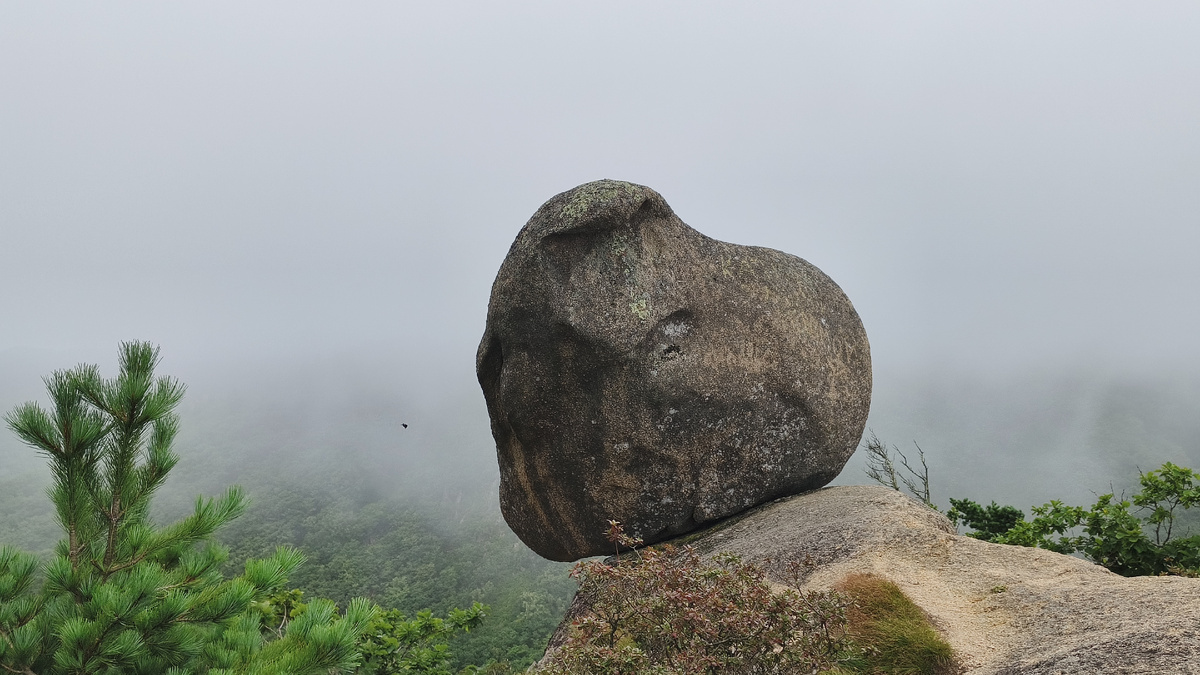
[{"left": 0, "top": 342, "right": 376, "bottom": 675}]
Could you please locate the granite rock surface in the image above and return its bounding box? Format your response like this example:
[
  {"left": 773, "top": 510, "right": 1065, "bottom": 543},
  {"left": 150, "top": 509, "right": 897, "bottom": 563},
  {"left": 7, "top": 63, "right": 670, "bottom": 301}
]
[
  {"left": 544, "top": 486, "right": 1200, "bottom": 673},
  {"left": 477, "top": 180, "right": 871, "bottom": 561}
]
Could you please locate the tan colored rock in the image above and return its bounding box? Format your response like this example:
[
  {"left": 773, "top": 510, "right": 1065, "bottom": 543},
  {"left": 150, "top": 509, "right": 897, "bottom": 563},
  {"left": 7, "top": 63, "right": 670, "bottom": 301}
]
[
  {"left": 477, "top": 180, "right": 872, "bottom": 561},
  {"left": 549, "top": 485, "right": 1200, "bottom": 673}
]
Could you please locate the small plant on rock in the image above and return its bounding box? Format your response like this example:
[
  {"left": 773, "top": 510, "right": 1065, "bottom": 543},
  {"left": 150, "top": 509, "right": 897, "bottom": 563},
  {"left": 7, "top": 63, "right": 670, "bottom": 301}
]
[{"left": 863, "top": 431, "right": 936, "bottom": 510}]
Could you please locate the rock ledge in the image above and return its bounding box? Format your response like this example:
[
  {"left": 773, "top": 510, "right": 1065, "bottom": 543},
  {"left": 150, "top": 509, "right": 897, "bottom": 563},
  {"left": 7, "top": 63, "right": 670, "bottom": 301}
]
[{"left": 549, "top": 486, "right": 1200, "bottom": 673}]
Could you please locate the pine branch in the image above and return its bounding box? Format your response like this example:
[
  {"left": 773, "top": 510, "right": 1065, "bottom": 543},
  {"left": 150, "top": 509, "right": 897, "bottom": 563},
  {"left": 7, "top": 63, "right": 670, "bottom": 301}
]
[{"left": 3, "top": 343, "right": 374, "bottom": 675}]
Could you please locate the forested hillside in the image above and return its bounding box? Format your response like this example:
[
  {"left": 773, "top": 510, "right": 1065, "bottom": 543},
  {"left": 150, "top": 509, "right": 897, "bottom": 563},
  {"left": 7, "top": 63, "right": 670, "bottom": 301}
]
[{"left": 212, "top": 474, "right": 575, "bottom": 668}]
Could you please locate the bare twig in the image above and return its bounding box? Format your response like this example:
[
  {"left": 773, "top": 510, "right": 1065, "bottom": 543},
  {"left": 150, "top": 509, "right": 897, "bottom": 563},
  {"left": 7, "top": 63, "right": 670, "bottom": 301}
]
[{"left": 862, "top": 430, "right": 935, "bottom": 509}]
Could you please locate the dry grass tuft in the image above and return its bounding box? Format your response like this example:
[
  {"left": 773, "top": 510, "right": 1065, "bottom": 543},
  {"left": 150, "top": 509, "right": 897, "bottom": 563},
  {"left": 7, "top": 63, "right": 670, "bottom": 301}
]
[{"left": 830, "top": 573, "right": 958, "bottom": 675}]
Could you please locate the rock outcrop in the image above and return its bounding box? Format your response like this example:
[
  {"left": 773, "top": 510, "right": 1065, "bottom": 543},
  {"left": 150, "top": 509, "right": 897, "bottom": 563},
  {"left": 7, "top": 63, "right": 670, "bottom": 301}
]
[
  {"left": 477, "top": 180, "right": 872, "bottom": 561},
  {"left": 545, "top": 485, "right": 1200, "bottom": 673}
]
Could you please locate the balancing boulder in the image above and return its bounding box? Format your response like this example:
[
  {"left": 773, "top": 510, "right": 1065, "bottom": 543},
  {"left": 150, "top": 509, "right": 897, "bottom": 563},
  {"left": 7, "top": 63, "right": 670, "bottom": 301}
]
[{"left": 477, "top": 180, "right": 872, "bottom": 561}]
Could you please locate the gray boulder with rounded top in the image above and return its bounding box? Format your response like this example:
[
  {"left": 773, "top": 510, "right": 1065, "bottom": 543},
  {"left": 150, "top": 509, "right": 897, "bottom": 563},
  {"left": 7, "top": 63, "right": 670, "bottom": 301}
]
[{"left": 477, "top": 180, "right": 872, "bottom": 561}]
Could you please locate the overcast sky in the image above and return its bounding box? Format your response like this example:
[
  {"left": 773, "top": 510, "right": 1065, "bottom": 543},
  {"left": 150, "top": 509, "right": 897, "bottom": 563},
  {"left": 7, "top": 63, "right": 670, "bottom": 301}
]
[{"left": 3, "top": 3, "right": 1199, "bottom": 421}]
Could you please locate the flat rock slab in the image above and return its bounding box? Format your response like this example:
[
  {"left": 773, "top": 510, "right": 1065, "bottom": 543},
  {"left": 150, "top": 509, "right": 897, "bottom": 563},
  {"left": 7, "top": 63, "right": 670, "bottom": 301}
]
[
  {"left": 478, "top": 180, "right": 871, "bottom": 561},
  {"left": 680, "top": 486, "right": 1200, "bottom": 673}
]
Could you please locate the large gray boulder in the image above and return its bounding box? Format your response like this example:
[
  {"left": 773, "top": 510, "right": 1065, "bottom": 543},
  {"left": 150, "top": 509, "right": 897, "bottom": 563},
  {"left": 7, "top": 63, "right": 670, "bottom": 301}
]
[{"left": 477, "top": 180, "right": 871, "bottom": 561}]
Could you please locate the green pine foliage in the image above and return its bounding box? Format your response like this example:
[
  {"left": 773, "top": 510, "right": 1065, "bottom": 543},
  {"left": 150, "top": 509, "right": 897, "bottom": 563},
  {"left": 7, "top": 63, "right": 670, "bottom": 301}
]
[
  {"left": 357, "top": 604, "right": 486, "bottom": 674},
  {"left": 944, "top": 499, "right": 1025, "bottom": 542},
  {"left": 0, "top": 343, "right": 377, "bottom": 675}
]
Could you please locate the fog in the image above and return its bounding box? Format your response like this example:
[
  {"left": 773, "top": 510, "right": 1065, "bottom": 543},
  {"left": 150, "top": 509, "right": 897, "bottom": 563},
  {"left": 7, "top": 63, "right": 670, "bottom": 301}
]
[{"left": 3, "top": 3, "right": 1200, "bottom": 519}]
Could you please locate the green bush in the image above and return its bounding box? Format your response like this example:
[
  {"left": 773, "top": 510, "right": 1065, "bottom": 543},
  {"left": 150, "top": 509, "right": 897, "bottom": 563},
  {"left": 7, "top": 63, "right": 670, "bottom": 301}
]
[
  {"left": 357, "top": 604, "right": 486, "bottom": 675},
  {"left": 944, "top": 500, "right": 1025, "bottom": 542},
  {"left": 951, "top": 462, "right": 1200, "bottom": 576}
]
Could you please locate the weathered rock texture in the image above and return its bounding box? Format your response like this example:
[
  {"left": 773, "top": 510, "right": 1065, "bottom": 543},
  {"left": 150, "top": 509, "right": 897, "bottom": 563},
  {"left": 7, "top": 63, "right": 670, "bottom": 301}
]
[
  {"left": 545, "top": 486, "right": 1200, "bottom": 673},
  {"left": 477, "top": 180, "right": 871, "bottom": 561}
]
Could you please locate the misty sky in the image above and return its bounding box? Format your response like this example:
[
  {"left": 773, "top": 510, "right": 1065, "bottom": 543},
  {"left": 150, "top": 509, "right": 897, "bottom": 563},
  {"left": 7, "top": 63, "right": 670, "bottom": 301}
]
[{"left": 3, "top": 3, "right": 1200, "bottom": 503}]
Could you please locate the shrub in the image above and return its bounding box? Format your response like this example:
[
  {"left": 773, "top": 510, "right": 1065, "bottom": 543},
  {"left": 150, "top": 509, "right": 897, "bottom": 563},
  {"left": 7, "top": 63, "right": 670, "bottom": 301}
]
[
  {"left": 952, "top": 462, "right": 1200, "bottom": 576},
  {"left": 356, "top": 604, "right": 487, "bottom": 674},
  {"left": 538, "top": 522, "right": 858, "bottom": 674},
  {"left": 944, "top": 500, "right": 1025, "bottom": 543}
]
